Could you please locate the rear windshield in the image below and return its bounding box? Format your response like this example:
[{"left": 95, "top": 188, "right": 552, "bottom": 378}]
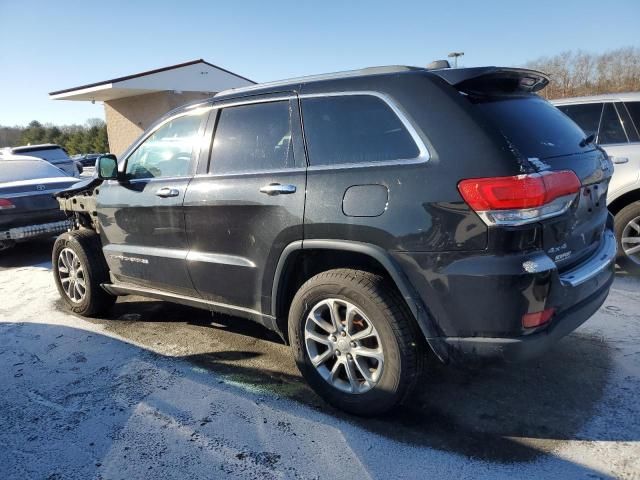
[
  {"left": 471, "top": 96, "right": 592, "bottom": 159},
  {"left": 14, "top": 147, "right": 70, "bottom": 162},
  {"left": 0, "top": 160, "right": 66, "bottom": 182}
]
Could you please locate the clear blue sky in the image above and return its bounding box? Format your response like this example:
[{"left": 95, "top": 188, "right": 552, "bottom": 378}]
[{"left": 1, "top": 0, "right": 638, "bottom": 126}]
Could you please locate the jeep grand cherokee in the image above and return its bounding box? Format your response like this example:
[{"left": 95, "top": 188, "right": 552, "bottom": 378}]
[{"left": 52, "top": 64, "right": 616, "bottom": 415}]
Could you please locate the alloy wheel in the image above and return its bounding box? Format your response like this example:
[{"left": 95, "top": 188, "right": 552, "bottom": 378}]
[
  {"left": 57, "top": 247, "right": 87, "bottom": 303},
  {"left": 304, "top": 298, "right": 384, "bottom": 394},
  {"left": 621, "top": 216, "right": 640, "bottom": 266}
]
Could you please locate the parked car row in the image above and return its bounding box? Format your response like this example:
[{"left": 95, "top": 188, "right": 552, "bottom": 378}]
[
  {"left": 0, "top": 144, "right": 107, "bottom": 249},
  {"left": 0, "top": 156, "right": 79, "bottom": 250},
  {"left": 51, "top": 64, "right": 618, "bottom": 416}
]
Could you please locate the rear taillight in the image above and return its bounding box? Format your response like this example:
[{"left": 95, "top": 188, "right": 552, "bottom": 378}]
[
  {"left": 0, "top": 199, "right": 15, "bottom": 210},
  {"left": 522, "top": 308, "right": 555, "bottom": 329},
  {"left": 458, "top": 170, "right": 580, "bottom": 226}
]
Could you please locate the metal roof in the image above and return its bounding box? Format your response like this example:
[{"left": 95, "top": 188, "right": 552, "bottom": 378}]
[
  {"left": 214, "top": 65, "right": 421, "bottom": 98},
  {"left": 49, "top": 60, "right": 256, "bottom": 102}
]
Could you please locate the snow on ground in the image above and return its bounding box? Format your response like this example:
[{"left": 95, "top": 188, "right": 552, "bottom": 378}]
[{"left": 0, "top": 241, "right": 639, "bottom": 479}]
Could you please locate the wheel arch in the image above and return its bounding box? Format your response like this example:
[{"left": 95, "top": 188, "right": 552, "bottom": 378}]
[
  {"left": 608, "top": 187, "right": 640, "bottom": 216},
  {"left": 52, "top": 229, "right": 115, "bottom": 316},
  {"left": 271, "top": 239, "right": 447, "bottom": 361}
]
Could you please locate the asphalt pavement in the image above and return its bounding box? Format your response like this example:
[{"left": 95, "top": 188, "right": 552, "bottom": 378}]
[{"left": 1, "top": 240, "right": 639, "bottom": 479}]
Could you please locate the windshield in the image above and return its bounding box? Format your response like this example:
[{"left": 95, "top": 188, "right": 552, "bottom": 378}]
[
  {"left": 471, "top": 95, "right": 593, "bottom": 160},
  {"left": 14, "top": 147, "right": 70, "bottom": 162},
  {"left": 0, "top": 160, "right": 67, "bottom": 182}
]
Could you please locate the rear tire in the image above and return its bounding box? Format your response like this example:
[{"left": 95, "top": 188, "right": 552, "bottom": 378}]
[
  {"left": 614, "top": 201, "right": 640, "bottom": 274},
  {"left": 288, "top": 268, "right": 424, "bottom": 416},
  {"left": 52, "top": 230, "right": 116, "bottom": 316}
]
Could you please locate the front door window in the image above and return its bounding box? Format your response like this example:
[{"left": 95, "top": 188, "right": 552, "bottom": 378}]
[{"left": 126, "top": 113, "right": 204, "bottom": 179}]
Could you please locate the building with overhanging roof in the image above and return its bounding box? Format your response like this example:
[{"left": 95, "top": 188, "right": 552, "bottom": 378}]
[{"left": 49, "top": 59, "right": 255, "bottom": 155}]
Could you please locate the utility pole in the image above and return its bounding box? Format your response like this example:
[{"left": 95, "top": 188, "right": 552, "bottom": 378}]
[{"left": 448, "top": 51, "right": 464, "bottom": 68}]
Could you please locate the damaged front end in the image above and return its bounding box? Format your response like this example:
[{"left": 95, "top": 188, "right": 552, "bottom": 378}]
[{"left": 55, "top": 177, "right": 104, "bottom": 232}]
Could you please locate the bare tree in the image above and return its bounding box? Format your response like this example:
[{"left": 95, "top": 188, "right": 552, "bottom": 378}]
[{"left": 526, "top": 47, "right": 640, "bottom": 99}]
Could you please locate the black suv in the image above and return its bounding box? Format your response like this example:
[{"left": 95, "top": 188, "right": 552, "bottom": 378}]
[{"left": 53, "top": 65, "right": 616, "bottom": 415}]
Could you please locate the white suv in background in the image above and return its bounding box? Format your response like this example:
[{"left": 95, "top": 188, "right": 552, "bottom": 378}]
[{"left": 553, "top": 93, "right": 640, "bottom": 273}]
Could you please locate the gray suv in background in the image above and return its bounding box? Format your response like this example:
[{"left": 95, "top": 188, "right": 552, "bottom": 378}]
[
  {"left": 1, "top": 144, "right": 80, "bottom": 177},
  {"left": 552, "top": 94, "right": 640, "bottom": 272}
]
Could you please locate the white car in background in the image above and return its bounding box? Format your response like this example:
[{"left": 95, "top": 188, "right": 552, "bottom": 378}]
[
  {"left": 1, "top": 144, "right": 80, "bottom": 177},
  {"left": 553, "top": 93, "right": 640, "bottom": 272}
]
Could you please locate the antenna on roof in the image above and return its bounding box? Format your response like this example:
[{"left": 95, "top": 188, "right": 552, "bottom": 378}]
[
  {"left": 426, "top": 60, "right": 451, "bottom": 70},
  {"left": 447, "top": 52, "right": 464, "bottom": 68}
]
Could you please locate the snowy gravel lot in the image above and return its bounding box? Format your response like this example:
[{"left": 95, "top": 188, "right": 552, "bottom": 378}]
[{"left": 1, "top": 239, "right": 639, "bottom": 479}]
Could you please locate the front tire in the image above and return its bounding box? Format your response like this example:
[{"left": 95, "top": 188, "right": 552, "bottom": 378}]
[
  {"left": 288, "top": 269, "right": 424, "bottom": 416},
  {"left": 614, "top": 201, "right": 640, "bottom": 274},
  {"left": 52, "top": 230, "right": 116, "bottom": 316}
]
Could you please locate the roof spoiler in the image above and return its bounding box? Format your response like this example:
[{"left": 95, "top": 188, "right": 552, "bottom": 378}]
[{"left": 431, "top": 67, "right": 549, "bottom": 95}]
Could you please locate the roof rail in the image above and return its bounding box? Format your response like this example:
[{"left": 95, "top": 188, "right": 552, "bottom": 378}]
[{"left": 214, "top": 65, "right": 422, "bottom": 98}]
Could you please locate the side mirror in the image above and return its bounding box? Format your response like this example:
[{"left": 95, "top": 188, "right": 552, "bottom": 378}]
[{"left": 96, "top": 154, "right": 119, "bottom": 180}]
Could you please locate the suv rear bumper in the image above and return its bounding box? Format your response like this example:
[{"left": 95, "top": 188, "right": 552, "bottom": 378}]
[
  {"left": 442, "top": 274, "right": 612, "bottom": 362},
  {"left": 393, "top": 227, "right": 616, "bottom": 363}
]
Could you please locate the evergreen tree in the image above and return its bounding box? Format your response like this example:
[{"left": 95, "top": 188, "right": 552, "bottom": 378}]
[
  {"left": 7, "top": 119, "right": 109, "bottom": 154},
  {"left": 19, "top": 120, "right": 46, "bottom": 145}
]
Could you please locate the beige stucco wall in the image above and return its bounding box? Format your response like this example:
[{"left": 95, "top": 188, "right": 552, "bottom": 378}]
[{"left": 104, "top": 90, "right": 213, "bottom": 156}]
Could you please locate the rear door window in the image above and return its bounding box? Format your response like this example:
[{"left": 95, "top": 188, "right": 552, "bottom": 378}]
[
  {"left": 598, "top": 103, "right": 628, "bottom": 145},
  {"left": 300, "top": 94, "right": 420, "bottom": 166},
  {"left": 622, "top": 102, "right": 640, "bottom": 141},
  {"left": 617, "top": 102, "right": 640, "bottom": 142},
  {"left": 209, "top": 101, "right": 294, "bottom": 174},
  {"left": 473, "top": 96, "right": 592, "bottom": 159},
  {"left": 556, "top": 103, "right": 603, "bottom": 138}
]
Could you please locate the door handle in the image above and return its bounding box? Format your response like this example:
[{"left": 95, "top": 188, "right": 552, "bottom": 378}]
[
  {"left": 259, "top": 183, "right": 296, "bottom": 195},
  {"left": 612, "top": 157, "right": 629, "bottom": 164},
  {"left": 156, "top": 187, "right": 180, "bottom": 198}
]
